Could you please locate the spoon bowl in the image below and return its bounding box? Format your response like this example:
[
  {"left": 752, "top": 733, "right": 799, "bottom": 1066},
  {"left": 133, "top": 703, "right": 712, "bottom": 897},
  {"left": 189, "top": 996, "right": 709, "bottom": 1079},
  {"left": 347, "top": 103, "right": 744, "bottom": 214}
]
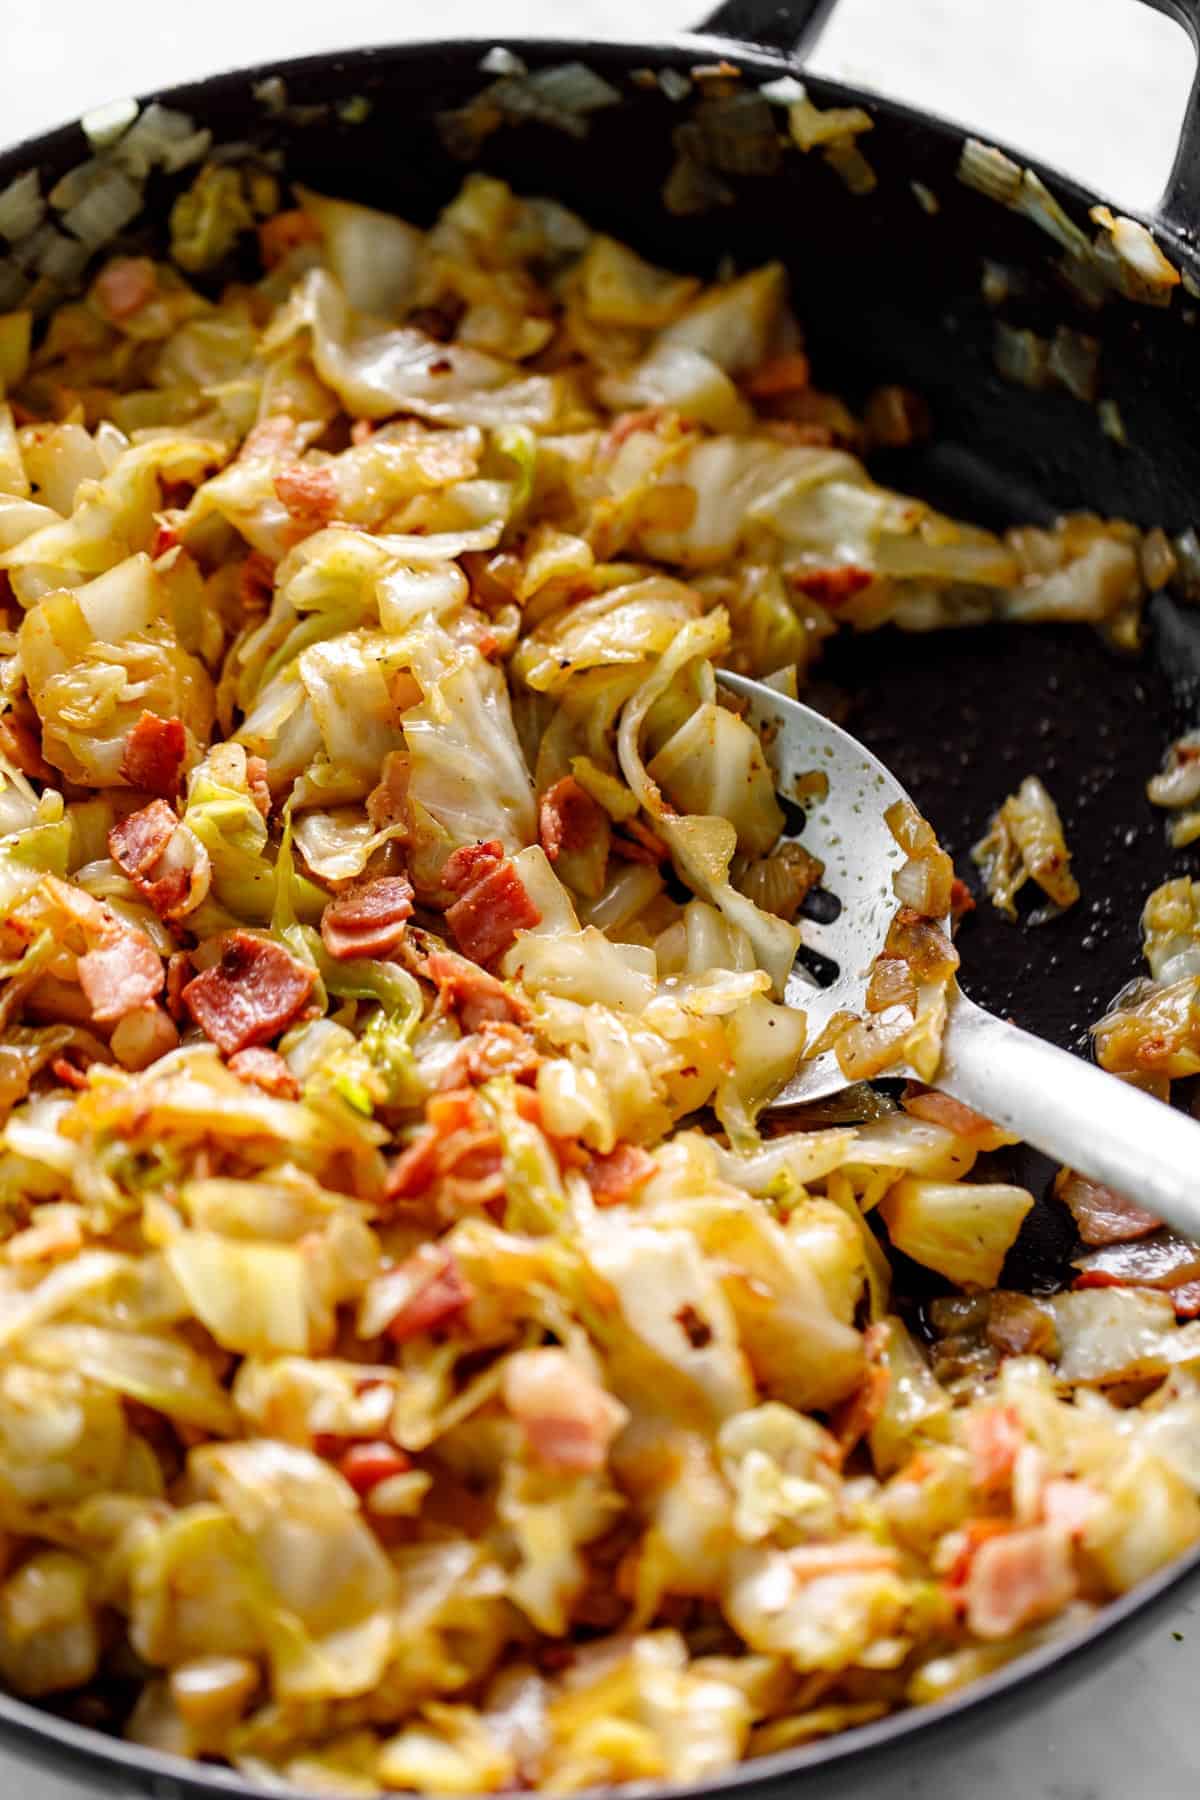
[{"left": 720, "top": 668, "right": 1200, "bottom": 1241}]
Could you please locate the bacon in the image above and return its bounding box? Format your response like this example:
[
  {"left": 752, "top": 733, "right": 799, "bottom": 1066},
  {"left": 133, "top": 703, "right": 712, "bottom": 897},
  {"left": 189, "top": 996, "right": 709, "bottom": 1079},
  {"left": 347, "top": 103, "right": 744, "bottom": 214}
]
[
  {"left": 830, "top": 1361, "right": 890, "bottom": 1462},
  {"left": 745, "top": 352, "right": 811, "bottom": 397},
  {"left": 0, "top": 708, "right": 52, "bottom": 782},
  {"left": 539, "top": 776, "right": 605, "bottom": 865},
  {"left": 437, "top": 1019, "right": 541, "bottom": 1091},
  {"left": 239, "top": 417, "right": 302, "bottom": 463},
  {"left": 381, "top": 1244, "right": 473, "bottom": 1343},
  {"left": 1170, "top": 1279, "right": 1200, "bottom": 1318},
  {"left": 94, "top": 257, "right": 156, "bottom": 320},
  {"left": 601, "top": 408, "right": 667, "bottom": 455},
  {"left": 902, "top": 1085, "right": 1011, "bottom": 1150},
  {"left": 964, "top": 1404, "right": 1023, "bottom": 1495},
  {"left": 426, "top": 950, "right": 531, "bottom": 1032},
  {"left": 109, "top": 800, "right": 177, "bottom": 879},
  {"left": 1054, "top": 1169, "right": 1162, "bottom": 1245},
  {"left": 787, "top": 1541, "right": 901, "bottom": 1581},
  {"left": 366, "top": 751, "right": 410, "bottom": 831},
  {"left": 182, "top": 931, "right": 317, "bottom": 1055},
  {"left": 228, "top": 1045, "right": 300, "bottom": 1099},
  {"left": 1042, "top": 1477, "right": 1100, "bottom": 1539},
  {"left": 245, "top": 755, "right": 272, "bottom": 821},
  {"left": 320, "top": 875, "right": 414, "bottom": 962},
  {"left": 119, "top": 711, "right": 187, "bottom": 798},
  {"left": 387, "top": 1087, "right": 504, "bottom": 1212},
  {"left": 77, "top": 929, "right": 164, "bottom": 1024},
  {"left": 787, "top": 565, "right": 874, "bottom": 607},
  {"left": 336, "top": 1441, "right": 412, "bottom": 1495},
  {"left": 274, "top": 463, "right": 337, "bottom": 527},
  {"left": 949, "top": 877, "right": 976, "bottom": 924},
  {"left": 502, "top": 1348, "right": 628, "bottom": 1473},
  {"left": 51, "top": 1056, "right": 89, "bottom": 1091},
  {"left": 583, "top": 1142, "right": 655, "bottom": 1207},
  {"left": 258, "top": 208, "right": 322, "bottom": 269},
  {"left": 963, "top": 1524, "right": 1077, "bottom": 1640},
  {"left": 985, "top": 1292, "right": 1057, "bottom": 1358},
  {"left": 444, "top": 846, "right": 541, "bottom": 966}
]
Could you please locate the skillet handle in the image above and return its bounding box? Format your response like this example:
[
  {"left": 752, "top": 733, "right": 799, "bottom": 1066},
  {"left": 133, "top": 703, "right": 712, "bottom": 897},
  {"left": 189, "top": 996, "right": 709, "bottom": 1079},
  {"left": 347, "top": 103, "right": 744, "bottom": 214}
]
[
  {"left": 691, "top": 0, "right": 839, "bottom": 56},
  {"left": 938, "top": 988, "right": 1200, "bottom": 1242},
  {"left": 1140, "top": 2, "right": 1200, "bottom": 232}
]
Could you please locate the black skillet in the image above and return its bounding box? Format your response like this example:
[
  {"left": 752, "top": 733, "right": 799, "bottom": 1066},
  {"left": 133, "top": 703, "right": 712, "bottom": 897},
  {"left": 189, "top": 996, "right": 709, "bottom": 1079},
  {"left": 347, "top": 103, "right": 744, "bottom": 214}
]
[{"left": 2, "top": 2, "right": 1200, "bottom": 1794}]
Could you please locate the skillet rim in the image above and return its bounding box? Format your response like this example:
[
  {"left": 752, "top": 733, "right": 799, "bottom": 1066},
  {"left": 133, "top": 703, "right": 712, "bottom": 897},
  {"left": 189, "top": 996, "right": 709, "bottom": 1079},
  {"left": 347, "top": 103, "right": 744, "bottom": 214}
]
[{"left": 0, "top": 29, "right": 1197, "bottom": 1798}]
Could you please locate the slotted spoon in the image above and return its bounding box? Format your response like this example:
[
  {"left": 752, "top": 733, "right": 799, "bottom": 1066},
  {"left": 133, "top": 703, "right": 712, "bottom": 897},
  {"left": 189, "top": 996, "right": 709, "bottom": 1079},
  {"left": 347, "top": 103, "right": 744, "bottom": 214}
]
[{"left": 719, "top": 669, "right": 1200, "bottom": 1240}]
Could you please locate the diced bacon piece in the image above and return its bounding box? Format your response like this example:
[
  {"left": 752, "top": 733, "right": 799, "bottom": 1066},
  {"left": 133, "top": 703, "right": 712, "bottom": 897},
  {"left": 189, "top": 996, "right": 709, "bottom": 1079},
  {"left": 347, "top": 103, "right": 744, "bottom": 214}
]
[
  {"left": 109, "top": 799, "right": 177, "bottom": 877},
  {"left": 445, "top": 855, "right": 542, "bottom": 966},
  {"left": 763, "top": 420, "right": 835, "bottom": 447},
  {"left": 258, "top": 208, "right": 322, "bottom": 269},
  {"left": 746, "top": 352, "right": 811, "bottom": 397},
  {"left": 965, "top": 1404, "right": 1024, "bottom": 1495},
  {"left": 246, "top": 755, "right": 272, "bottom": 820},
  {"left": 52, "top": 1057, "right": 89, "bottom": 1091},
  {"left": 351, "top": 419, "right": 374, "bottom": 446},
  {"left": 830, "top": 1361, "right": 890, "bottom": 1462},
  {"left": 77, "top": 928, "right": 164, "bottom": 1024},
  {"left": 119, "top": 711, "right": 187, "bottom": 798},
  {"left": 963, "top": 1524, "right": 1077, "bottom": 1640},
  {"left": 381, "top": 1244, "right": 473, "bottom": 1343},
  {"left": 502, "top": 1348, "right": 628, "bottom": 1473},
  {"left": 1055, "top": 1169, "right": 1162, "bottom": 1245},
  {"left": 426, "top": 951, "right": 531, "bottom": 1032},
  {"left": 274, "top": 462, "right": 337, "bottom": 527},
  {"left": 902, "top": 1085, "right": 1010, "bottom": 1149},
  {"left": 788, "top": 565, "right": 874, "bottom": 606},
  {"left": 239, "top": 417, "right": 302, "bottom": 463},
  {"left": 787, "top": 1541, "right": 901, "bottom": 1581},
  {"left": 539, "top": 776, "right": 605, "bottom": 864},
  {"left": 182, "top": 931, "right": 316, "bottom": 1055},
  {"left": 228, "top": 1045, "right": 300, "bottom": 1099},
  {"left": 1171, "top": 1279, "right": 1200, "bottom": 1318},
  {"left": 601, "top": 408, "right": 668, "bottom": 455},
  {"left": 442, "top": 840, "right": 506, "bottom": 895},
  {"left": 985, "top": 1292, "right": 1057, "bottom": 1358},
  {"left": 366, "top": 751, "right": 410, "bottom": 831},
  {"left": 239, "top": 551, "right": 275, "bottom": 612},
  {"left": 437, "top": 1019, "right": 541, "bottom": 1091},
  {"left": 337, "top": 1441, "right": 412, "bottom": 1495},
  {"left": 387, "top": 1086, "right": 505, "bottom": 1211},
  {"left": 94, "top": 256, "right": 156, "bottom": 321},
  {"left": 320, "top": 875, "right": 414, "bottom": 962},
  {"left": 583, "top": 1142, "right": 655, "bottom": 1207},
  {"left": 1042, "top": 1477, "right": 1101, "bottom": 1539},
  {"left": 950, "top": 877, "right": 976, "bottom": 923},
  {"left": 0, "top": 709, "right": 52, "bottom": 782}
]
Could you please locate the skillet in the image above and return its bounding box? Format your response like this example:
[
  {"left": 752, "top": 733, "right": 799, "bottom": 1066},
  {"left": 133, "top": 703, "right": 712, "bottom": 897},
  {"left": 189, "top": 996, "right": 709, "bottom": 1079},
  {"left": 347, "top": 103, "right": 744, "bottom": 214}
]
[{"left": 1, "top": 0, "right": 1200, "bottom": 1791}]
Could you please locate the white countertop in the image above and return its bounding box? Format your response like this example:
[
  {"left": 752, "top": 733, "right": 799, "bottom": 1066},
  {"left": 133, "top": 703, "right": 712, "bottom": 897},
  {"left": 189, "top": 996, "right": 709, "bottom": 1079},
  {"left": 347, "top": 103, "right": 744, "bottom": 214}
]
[{"left": 2, "top": 1, "right": 1198, "bottom": 1795}]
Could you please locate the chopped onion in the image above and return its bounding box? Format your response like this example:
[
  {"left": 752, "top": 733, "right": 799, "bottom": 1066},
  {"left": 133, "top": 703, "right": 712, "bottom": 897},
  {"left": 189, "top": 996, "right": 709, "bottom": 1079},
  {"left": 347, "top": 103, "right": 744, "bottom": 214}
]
[
  {"left": 59, "top": 168, "right": 143, "bottom": 249},
  {"left": 958, "top": 138, "right": 1022, "bottom": 204},
  {"left": 994, "top": 324, "right": 1049, "bottom": 391},
  {"left": 1047, "top": 326, "right": 1100, "bottom": 403},
  {"left": 659, "top": 68, "right": 692, "bottom": 102},
  {"left": 758, "top": 75, "right": 806, "bottom": 107},
  {"left": 0, "top": 171, "right": 44, "bottom": 243},
  {"left": 910, "top": 181, "right": 939, "bottom": 216},
  {"left": 114, "top": 103, "right": 211, "bottom": 177},
  {"left": 526, "top": 62, "right": 622, "bottom": 118},
  {"left": 81, "top": 97, "right": 138, "bottom": 152},
  {"left": 479, "top": 46, "right": 526, "bottom": 76},
  {"left": 1098, "top": 399, "right": 1128, "bottom": 447}
]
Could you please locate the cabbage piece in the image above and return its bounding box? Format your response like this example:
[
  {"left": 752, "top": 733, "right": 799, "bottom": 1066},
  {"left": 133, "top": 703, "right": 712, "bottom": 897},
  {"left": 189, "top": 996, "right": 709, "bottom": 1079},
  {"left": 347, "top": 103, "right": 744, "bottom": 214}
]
[
  {"left": 656, "top": 264, "right": 787, "bottom": 374},
  {"left": 717, "top": 1404, "right": 839, "bottom": 1545},
  {"left": 20, "top": 568, "right": 214, "bottom": 786},
  {"left": 1, "top": 435, "right": 226, "bottom": 580},
  {"left": 512, "top": 579, "right": 702, "bottom": 694},
  {"left": 879, "top": 1179, "right": 1034, "bottom": 1288},
  {"left": 1051, "top": 1289, "right": 1200, "bottom": 1385},
  {"left": 402, "top": 630, "right": 536, "bottom": 869},
  {"left": 867, "top": 1316, "right": 953, "bottom": 1475},
  {"left": 498, "top": 1461, "right": 622, "bottom": 1635},
  {"left": 1083, "top": 1451, "right": 1200, "bottom": 1590},
  {"left": 297, "top": 631, "right": 408, "bottom": 801},
  {"left": 582, "top": 1220, "right": 754, "bottom": 1422},
  {"left": 509, "top": 927, "right": 656, "bottom": 1013},
  {"left": 616, "top": 613, "right": 800, "bottom": 993},
  {"left": 262, "top": 269, "right": 559, "bottom": 429},
  {"left": 723, "top": 1543, "right": 912, "bottom": 1672},
  {"left": 183, "top": 745, "right": 323, "bottom": 926},
  {"left": 648, "top": 701, "right": 784, "bottom": 859},
  {"left": 22, "top": 1322, "right": 236, "bottom": 1433},
  {"left": 191, "top": 1440, "right": 398, "bottom": 1699},
  {"left": 0, "top": 1550, "right": 99, "bottom": 1697},
  {"left": 0, "top": 1357, "right": 129, "bottom": 1507},
  {"left": 295, "top": 186, "right": 426, "bottom": 316},
  {"left": 713, "top": 997, "right": 809, "bottom": 1148},
  {"left": 165, "top": 1232, "right": 312, "bottom": 1355},
  {"left": 596, "top": 344, "right": 752, "bottom": 434}
]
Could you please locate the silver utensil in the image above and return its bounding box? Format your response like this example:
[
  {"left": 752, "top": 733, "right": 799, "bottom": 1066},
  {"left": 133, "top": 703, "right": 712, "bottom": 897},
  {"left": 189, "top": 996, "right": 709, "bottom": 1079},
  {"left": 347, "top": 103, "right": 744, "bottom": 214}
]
[{"left": 719, "top": 669, "right": 1200, "bottom": 1239}]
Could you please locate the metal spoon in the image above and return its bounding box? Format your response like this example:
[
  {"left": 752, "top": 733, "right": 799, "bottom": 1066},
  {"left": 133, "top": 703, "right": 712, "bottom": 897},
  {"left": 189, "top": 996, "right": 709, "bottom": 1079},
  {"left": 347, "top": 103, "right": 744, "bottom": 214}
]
[{"left": 719, "top": 669, "right": 1200, "bottom": 1240}]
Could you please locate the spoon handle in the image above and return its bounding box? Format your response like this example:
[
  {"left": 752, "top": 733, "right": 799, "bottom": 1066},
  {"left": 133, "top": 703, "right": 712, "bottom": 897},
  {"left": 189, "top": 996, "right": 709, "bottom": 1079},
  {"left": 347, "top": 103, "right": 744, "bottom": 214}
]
[{"left": 937, "top": 989, "right": 1200, "bottom": 1240}]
